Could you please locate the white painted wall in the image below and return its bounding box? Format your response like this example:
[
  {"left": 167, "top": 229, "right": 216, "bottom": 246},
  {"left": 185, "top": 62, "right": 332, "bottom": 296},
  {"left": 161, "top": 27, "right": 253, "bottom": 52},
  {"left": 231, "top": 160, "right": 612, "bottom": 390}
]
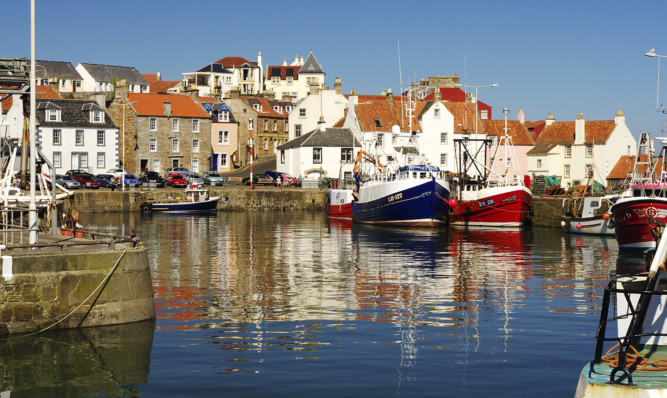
[{"left": 38, "top": 126, "right": 119, "bottom": 175}]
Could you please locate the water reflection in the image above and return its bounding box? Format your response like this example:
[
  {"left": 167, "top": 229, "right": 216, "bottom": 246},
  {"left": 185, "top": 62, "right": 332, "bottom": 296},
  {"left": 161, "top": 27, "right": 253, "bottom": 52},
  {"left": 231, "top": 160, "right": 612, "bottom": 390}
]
[{"left": 0, "top": 320, "right": 154, "bottom": 397}]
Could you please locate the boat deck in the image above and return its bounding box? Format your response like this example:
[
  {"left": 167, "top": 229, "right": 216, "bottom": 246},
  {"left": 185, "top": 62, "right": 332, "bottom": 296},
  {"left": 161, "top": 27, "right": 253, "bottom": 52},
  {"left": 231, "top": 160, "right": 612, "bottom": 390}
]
[{"left": 580, "top": 345, "right": 667, "bottom": 389}]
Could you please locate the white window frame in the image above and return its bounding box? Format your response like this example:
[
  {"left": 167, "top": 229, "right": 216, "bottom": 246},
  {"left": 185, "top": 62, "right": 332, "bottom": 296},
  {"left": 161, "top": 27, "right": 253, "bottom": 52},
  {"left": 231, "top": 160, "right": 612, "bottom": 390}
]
[
  {"left": 565, "top": 145, "right": 572, "bottom": 158},
  {"left": 192, "top": 139, "right": 200, "bottom": 153},
  {"left": 440, "top": 133, "right": 447, "bottom": 145},
  {"left": 172, "top": 118, "right": 180, "bottom": 132},
  {"left": 97, "top": 152, "right": 105, "bottom": 169},
  {"left": 46, "top": 109, "right": 61, "bottom": 122},
  {"left": 172, "top": 138, "right": 179, "bottom": 152},
  {"left": 299, "top": 108, "right": 306, "bottom": 117},
  {"left": 440, "top": 153, "right": 447, "bottom": 166},
  {"left": 295, "top": 124, "right": 302, "bottom": 137},
  {"left": 75, "top": 130, "right": 84, "bottom": 146},
  {"left": 220, "top": 153, "right": 228, "bottom": 168},
  {"left": 53, "top": 129, "right": 62, "bottom": 146},
  {"left": 218, "top": 130, "right": 230, "bottom": 145},
  {"left": 564, "top": 164, "right": 571, "bottom": 178},
  {"left": 97, "top": 130, "right": 105, "bottom": 146},
  {"left": 149, "top": 138, "right": 157, "bottom": 152},
  {"left": 192, "top": 119, "right": 200, "bottom": 133},
  {"left": 219, "top": 111, "right": 229, "bottom": 122},
  {"left": 537, "top": 159, "right": 542, "bottom": 169},
  {"left": 248, "top": 119, "right": 254, "bottom": 130},
  {"left": 53, "top": 152, "right": 62, "bottom": 168},
  {"left": 152, "top": 158, "right": 161, "bottom": 173},
  {"left": 149, "top": 117, "right": 157, "bottom": 131},
  {"left": 313, "top": 148, "right": 322, "bottom": 164},
  {"left": 191, "top": 159, "right": 199, "bottom": 173},
  {"left": 586, "top": 144, "right": 593, "bottom": 158}
]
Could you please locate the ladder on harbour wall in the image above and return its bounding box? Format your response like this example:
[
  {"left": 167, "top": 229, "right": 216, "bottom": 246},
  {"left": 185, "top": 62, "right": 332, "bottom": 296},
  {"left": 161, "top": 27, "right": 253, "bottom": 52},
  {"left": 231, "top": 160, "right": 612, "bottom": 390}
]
[{"left": 532, "top": 175, "right": 547, "bottom": 195}]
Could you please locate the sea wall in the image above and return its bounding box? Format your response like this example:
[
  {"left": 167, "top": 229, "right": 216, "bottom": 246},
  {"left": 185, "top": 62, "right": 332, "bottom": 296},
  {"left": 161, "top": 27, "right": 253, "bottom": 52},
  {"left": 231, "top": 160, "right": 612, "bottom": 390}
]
[
  {"left": 71, "top": 188, "right": 329, "bottom": 212},
  {"left": 0, "top": 245, "right": 155, "bottom": 335},
  {"left": 531, "top": 195, "right": 565, "bottom": 228}
]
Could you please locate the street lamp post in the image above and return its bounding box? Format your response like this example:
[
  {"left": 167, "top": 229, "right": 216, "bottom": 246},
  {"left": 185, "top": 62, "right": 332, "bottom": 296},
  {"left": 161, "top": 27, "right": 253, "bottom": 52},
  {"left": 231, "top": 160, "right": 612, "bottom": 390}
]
[
  {"left": 645, "top": 48, "right": 667, "bottom": 113},
  {"left": 455, "top": 83, "right": 499, "bottom": 134}
]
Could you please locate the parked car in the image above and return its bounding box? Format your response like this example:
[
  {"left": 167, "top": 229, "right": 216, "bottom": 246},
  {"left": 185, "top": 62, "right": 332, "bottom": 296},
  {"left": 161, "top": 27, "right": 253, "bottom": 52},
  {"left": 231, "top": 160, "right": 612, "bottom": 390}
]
[
  {"left": 165, "top": 167, "right": 192, "bottom": 179},
  {"left": 65, "top": 169, "right": 88, "bottom": 177},
  {"left": 72, "top": 173, "right": 100, "bottom": 189},
  {"left": 164, "top": 173, "right": 188, "bottom": 188},
  {"left": 106, "top": 168, "right": 125, "bottom": 179},
  {"left": 186, "top": 173, "right": 205, "bottom": 187},
  {"left": 122, "top": 174, "right": 140, "bottom": 187},
  {"left": 95, "top": 173, "right": 117, "bottom": 189},
  {"left": 202, "top": 171, "right": 225, "bottom": 186},
  {"left": 139, "top": 171, "right": 165, "bottom": 187},
  {"left": 55, "top": 174, "right": 81, "bottom": 189}
]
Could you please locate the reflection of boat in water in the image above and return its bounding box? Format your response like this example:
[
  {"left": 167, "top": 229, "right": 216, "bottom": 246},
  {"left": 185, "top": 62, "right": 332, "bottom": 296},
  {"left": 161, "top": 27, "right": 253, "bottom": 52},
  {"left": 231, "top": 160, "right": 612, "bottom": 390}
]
[
  {"left": 575, "top": 228, "right": 667, "bottom": 396},
  {"left": 141, "top": 186, "right": 220, "bottom": 212},
  {"left": 0, "top": 320, "right": 154, "bottom": 396}
]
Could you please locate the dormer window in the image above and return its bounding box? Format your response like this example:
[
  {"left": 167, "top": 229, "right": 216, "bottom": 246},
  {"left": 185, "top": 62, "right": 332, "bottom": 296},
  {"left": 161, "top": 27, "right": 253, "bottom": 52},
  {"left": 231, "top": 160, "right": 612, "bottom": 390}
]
[
  {"left": 46, "top": 109, "right": 61, "bottom": 122},
  {"left": 253, "top": 104, "right": 262, "bottom": 112},
  {"left": 285, "top": 106, "right": 292, "bottom": 113},
  {"left": 273, "top": 106, "right": 282, "bottom": 113},
  {"left": 219, "top": 111, "right": 230, "bottom": 122},
  {"left": 90, "top": 110, "right": 104, "bottom": 123},
  {"left": 374, "top": 119, "right": 382, "bottom": 128},
  {"left": 434, "top": 109, "right": 440, "bottom": 118}
]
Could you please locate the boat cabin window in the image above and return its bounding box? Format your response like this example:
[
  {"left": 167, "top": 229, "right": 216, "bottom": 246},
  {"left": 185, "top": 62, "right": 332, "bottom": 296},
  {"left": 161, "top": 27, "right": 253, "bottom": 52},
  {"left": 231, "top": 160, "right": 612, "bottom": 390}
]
[{"left": 420, "top": 172, "right": 427, "bottom": 179}]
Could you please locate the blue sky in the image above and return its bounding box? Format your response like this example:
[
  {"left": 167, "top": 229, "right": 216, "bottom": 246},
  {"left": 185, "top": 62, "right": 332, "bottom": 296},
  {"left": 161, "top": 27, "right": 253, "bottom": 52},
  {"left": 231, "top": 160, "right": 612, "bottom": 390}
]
[{"left": 4, "top": 0, "right": 667, "bottom": 139}]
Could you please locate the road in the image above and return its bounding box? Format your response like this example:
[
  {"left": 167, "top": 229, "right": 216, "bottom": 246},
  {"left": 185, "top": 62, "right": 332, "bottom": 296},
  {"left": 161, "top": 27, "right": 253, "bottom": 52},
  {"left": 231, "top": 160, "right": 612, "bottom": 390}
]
[{"left": 220, "top": 157, "right": 276, "bottom": 178}]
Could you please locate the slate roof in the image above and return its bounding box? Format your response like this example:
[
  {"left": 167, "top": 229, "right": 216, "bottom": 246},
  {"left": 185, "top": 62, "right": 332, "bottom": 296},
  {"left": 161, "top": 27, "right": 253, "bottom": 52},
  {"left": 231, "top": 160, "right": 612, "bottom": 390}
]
[
  {"left": 204, "top": 102, "right": 237, "bottom": 123},
  {"left": 35, "top": 98, "right": 117, "bottom": 128},
  {"left": 536, "top": 120, "right": 616, "bottom": 144},
  {"left": 79, "top": 63, "right": 148, "bottom": 86},
  {"left": 299, "top": 52, "right": 324, "bottom": 74},
  {"left": 196, "top": 63, "right": 233, "bottom": 74},
  {"left": 278, "top": 127, "right": 359, "bottom": 150},
  {"left": 28, "top": 60, "right": 82, "bottom": 80},
  {"left": 213, "top": 57, "right": 258, "bottom": 69},
  {"left": 483, "top": 120, "right": 534, "bottom": 146},
  {"left": 526, "top": 142, "right": 559, "bottom": 155},
  {"left": 127, "top": 93, "right": 209, "bottom": 118}
]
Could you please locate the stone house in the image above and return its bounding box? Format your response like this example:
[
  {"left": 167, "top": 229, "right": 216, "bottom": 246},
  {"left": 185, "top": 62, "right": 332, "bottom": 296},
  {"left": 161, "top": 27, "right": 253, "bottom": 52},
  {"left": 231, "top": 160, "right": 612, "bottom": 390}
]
[
  {"left": 526, "top": 111, "right": 637, "bottom": 187},
  {"left": 35, "top": 97, "right": 119, "bottom": 175},
  {"left": 203, "top": 102, "right": 238, "bottom": 172},
  {"left": 108, "top": 83, "right": 211, "bottom": 175},
  {"left": 243, "top": 96, "right": 290, "bottom": 158}
]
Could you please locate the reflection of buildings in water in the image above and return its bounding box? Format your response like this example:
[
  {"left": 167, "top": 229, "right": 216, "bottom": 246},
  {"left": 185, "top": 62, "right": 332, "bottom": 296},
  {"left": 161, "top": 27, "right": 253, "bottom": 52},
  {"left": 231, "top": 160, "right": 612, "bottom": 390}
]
[{"left": 0, "top": 320, "right": 155, "bottom": 396}]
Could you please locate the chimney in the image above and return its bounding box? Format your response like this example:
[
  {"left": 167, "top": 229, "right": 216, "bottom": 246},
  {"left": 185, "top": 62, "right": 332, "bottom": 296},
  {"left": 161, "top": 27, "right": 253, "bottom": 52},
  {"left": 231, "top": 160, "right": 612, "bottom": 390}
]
[
  {"left": 387, "top": 88, "right": 393, "bottom": 103},
  {"left": 115, "top": 79, "right": 129, "bottom": 100},
  {"left": 48, "top": 78, "right": 60, "bottom": 95},
  {"left": 433, "top": 89, "right": 442, "bottom": 101},
  {"left": 157, "top": 72, "right": 162, "bottom": 81},
  {"left": 185, "top": 87, "right": 199, "bottom": 102},
  {"left": 381, "top": 89, "right": 386, "bottom": 95},
  {"left": 318, "top": 116, "right": 325, "bottom": 131},
  {"left": 545, "top": 112, "right": 555, "bottom": 126},
  {"left": 283, "top": 58, "right": 287, "bottom": 66},
  {"left": 517, "top": 109, "right": 525, "bottom": 124},
  {"left": 466, "top": 92, "right": 474, "bottom": 103},
  {"left": 163, "top": 101, "right": 172, "bottom": 118},
  {"left": 575, "top": 113, "right": 585, "bottom": 145},
  {"left": 615, "top": 109, "right": 626, "bottom": 125},
  {"left": 93, "top": 94, "right": 105, "bottom": 109},
  {"left": 309, "top": 82, "right": 320, "bottom": 95},
  {"left": 230, "top": 87, "right": 240, "bottom": 99},
  {"left": 334, "top": 77, "right": 342, "bottom": 95}
]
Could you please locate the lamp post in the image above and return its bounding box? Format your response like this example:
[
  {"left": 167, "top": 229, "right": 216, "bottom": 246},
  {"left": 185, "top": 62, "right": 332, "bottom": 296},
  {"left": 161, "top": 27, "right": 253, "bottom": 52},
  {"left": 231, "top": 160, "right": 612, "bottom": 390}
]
[
  {"left": 645, "top": 48, "right": 667, "bottom": 112},
  {"left": 503, "top": 107, "right": 510, "bottom": 176},
  {"left": 113, "top": 101, "right": 137, "bottom": 191},
  {"left": 455, "top": 83, "right": 499, "bottom": 134}
]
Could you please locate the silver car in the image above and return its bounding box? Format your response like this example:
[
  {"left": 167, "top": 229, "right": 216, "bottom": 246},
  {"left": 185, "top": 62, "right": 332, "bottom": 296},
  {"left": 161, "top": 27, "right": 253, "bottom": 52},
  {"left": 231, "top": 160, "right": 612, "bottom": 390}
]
[
  {"left": 56, "top": 174, "right": 81, "bottom": 189},
  {"left": 186, "top": 173, "right": 205, "bottom": 187},
  {"left": 202, "top": 171, "right": 225, "bottom": 186}
]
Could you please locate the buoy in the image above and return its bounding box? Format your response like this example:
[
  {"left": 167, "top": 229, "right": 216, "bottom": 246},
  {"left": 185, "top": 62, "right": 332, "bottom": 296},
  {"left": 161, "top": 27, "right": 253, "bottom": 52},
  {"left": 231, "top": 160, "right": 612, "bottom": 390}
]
[
  {"left": 602, "top": 213, "right": 610, "bottom": 220},
  {"left": 449, "top": 199, "right": 458, "bottom": 208},
  {"left": 576, "top": 223, "right": 582, "bottom": 229},
  {"left": 560, "top": 220, "right": 566, "bottom": 227}
]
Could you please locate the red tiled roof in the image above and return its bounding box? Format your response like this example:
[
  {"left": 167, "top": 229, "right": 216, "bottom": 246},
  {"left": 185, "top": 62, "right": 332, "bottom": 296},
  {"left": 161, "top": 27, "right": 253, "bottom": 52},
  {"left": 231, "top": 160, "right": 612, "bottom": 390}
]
[
  {"left": 242, "top": 97, "right": 288, "bottom": 118},
  {"left": 608, "top": 154, "right": 664, "bottom": 180},
  {"left": 442, "top": 102, "right": 484, "bottom": 133},
  {"left": 537, "top": 120, "right": 616, "bottom": 144},
  {"left": 35, "top": 85, "right": 60, "bottom": 99},
  {"left": 214, "top": 57, "right": 257, "bottom": 68},
  {"left": 127, "top": 93, "right": 209, "bottom": 118},
  {"left": 483, "top": 120, "right": 534, "bottom": 146}
]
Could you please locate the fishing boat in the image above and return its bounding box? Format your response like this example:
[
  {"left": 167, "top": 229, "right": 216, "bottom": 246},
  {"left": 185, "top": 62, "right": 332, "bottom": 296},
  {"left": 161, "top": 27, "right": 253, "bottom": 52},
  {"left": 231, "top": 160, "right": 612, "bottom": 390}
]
[
  {"left": 449, "top": 127, "right": 532, "bottom": 228},
  {"left": 560, "top": 174, "right": 616, "bottom": 236},
  {"left": 610, "top": 133, "right": 667, "bottom": 251},
  {"left": 575, "top": 223, "right": 667, "bottom": 396},
  {"left": 141, "top": 185, "right": 220, "bottom": 212},
  {"left": 327, "top": 189, "right": 355, "bottom": 219}
]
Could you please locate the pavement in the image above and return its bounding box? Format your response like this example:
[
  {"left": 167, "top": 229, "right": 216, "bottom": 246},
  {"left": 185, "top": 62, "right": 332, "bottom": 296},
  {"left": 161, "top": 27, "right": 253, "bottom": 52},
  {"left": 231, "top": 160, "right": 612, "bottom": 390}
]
[{"left": 221, "top": 157, "right": 276, "bottom": 178}]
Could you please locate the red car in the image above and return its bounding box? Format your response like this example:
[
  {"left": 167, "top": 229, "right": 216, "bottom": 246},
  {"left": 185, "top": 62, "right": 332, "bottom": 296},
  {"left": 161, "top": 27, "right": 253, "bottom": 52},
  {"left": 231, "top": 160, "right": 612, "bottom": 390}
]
[
  {"left": 165, "top": 173, "right": 188, "bottom": 188},
  {"left": 72, "top": 173, "right": 100, "bottom": 189}
]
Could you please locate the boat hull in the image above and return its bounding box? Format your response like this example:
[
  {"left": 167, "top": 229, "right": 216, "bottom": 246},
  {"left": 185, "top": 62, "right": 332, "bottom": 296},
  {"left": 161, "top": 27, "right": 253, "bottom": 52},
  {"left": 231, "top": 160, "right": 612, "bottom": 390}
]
[
  {"left": 351, "top": 178, "right": 449, "bottom": 226},
  {"left": 562, "top": 216, "right": 615, "bottom": 236},
  {"left": 328, "top": 189, "right": 354, "bottom": 219},
  {"left": 146, "top": 197, "right": 219, "bottom": 212},
  {"left": 611, "top": 198, "right": 667, "bottom": 251},
  {"left": 450, "top": 186, "right": 532, "bottom": 227}
]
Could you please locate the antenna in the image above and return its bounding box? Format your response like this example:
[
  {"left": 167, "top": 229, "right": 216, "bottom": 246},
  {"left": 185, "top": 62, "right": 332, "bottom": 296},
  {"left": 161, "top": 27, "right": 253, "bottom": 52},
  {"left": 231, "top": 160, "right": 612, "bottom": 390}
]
[{"left": 397, "top": 38, "right": 404, "bottom": 130}]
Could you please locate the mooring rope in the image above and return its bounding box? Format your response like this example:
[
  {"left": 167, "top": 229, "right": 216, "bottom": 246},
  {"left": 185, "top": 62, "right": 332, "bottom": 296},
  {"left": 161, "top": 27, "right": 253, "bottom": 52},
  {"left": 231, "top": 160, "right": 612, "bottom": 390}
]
[
  {"left": 0, "top": 249, "right": 128, "bottom": 341},
  {"left": 602, "top": 343, "right": 667, "bottom": 371}
]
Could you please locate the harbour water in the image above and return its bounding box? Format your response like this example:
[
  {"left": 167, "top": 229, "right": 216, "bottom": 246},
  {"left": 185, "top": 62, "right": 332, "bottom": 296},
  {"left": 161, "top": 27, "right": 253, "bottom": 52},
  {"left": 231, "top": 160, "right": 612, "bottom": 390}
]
[{"left": 0, "top": 211, "right": 647, "bottom": 397}]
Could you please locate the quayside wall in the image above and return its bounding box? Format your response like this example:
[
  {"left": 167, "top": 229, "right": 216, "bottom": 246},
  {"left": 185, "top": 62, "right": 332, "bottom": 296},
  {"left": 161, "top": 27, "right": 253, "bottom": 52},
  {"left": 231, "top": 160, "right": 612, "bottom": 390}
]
[{"left": 0, "top": 245, "right": 155, "bottom": 335}]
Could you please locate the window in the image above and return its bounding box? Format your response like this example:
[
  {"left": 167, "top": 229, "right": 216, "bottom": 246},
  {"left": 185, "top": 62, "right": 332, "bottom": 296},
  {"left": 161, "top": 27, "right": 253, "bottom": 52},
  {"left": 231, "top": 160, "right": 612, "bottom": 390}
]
[
  {"left": 149, "top": 138, "right": 157, "bottom": 152},
  {"left": 506, "top": 157, "right": 512, "bottom": 168},
  {"left": 280, "top": 150, "right": 285, "bottom": 164},
  {"left": 299, "top": 108, "right": 306, "bottom": 117},
  {"left": 172, "top": 138, "right": 179, "bottom": 152},
  {"left": 53, "top": 129, "right": 62, "bottom": 145},
  {"left": 285, "top": 106, "right": 292, "bottom": 113},
  {"left": 79, "top": 153, "right": 88, "bottom": 168},
  {"left": 91, "top": 110, "right": 104, "bottom": 123},
  {"left": 192, "top": 119, "right": 200, "bottom": 133},
  {"left": 287, "top": 77, "right": 293, "bottom": 85},
  {"left": 586, "top": 144, "right": 593, "bottom": 158},
  {"left": 313, "top": 148, "right": 322, "bottom": 164},
  {"left": 272, "top": 76, "right": 279, "bottom": 84},
  {"left": 218, "top": 130, "right": 229, "bottom": 145},
  {"left": 248, "top": 119, "right": 254, "bottom": 130},
  {"left": 152, "top": 158, "right": 161, "bottom": 172},
  {"left": 295, "top": 124, "right": 302, "bottom": 137},
  {"left": 97, "top": 130, "right": 105, "bottom": 146},
  {"left": 627, "top": 145, "right": 631, "bottom": 155},
  {"left": 149, "top": 117, "right": 157, "bottom": 131},
  {"left": 220, "top": 154, "right": 228, "bottom": 168},
  {"left": 263, "top": 138, "right": 268, "bottom": 150},
  {"left": 341, "top": 148, "right": 352, "bottom": 163},
  {"left": 172, "top": 118, "right": 180, "bottom": 132},
  {"left": 377, "top": 133, "right": 384, "bottom": 147},
  {"left": 191, "top": 159, "right": 199, "bottom": 172},
  {"left": 480, "top": 109, "right": 488, "bottom": 120},
  {"left": 219, "top": 111, "right": 229, "bottom": 122},
  {"left": 434, "top": 109, "right": 440, "bottom": 118},
  {"left": 53, "top": 152, "right": 61, "bottom": 168},
  {"left": 264, "top": 120, "right": 268, "bottom": 130},
  {"left": 46, "top": 109, "right": 60, "bottom": 122},
  {"left": 440, "top": 133, "right": 448, "bottom": 145},
  {"left": 192, "top": 139, "right": 200, "bottom": 153},
  {"left": 537, "top": 159, "right": 542, "bottom": 168},
  {"left": 374, "top": 119, "right": 382, "bottom": 128},
  {"left": 97, "top": 153, "right": 105, "bottom": 169},
  {"left": 273, "top": 121, "right": 277, "bottom": 132},
  {"left": 440, "top": 153, "right": 447, "bottom": 166},
  {"left": 565, "top": 145, "right": 572, "bottom": 158},
  {"left": 254, "top": 104, "right": 263, "bottom": 112},
  {"left": 76, "top": 130, "right": 84, "bottom": 146},
  {"left": 284, "top": 122, "right": 288, "bottom": 133},
  {"left": 564, "top": 164, "right": 571, "bottom": 178}
]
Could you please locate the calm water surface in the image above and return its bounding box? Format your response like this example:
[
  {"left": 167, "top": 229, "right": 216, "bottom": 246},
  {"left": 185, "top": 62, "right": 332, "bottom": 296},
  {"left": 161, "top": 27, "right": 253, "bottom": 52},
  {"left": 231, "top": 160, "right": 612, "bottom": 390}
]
[{"left": 0, "top": 211, "right": 648, "bottom": 397}]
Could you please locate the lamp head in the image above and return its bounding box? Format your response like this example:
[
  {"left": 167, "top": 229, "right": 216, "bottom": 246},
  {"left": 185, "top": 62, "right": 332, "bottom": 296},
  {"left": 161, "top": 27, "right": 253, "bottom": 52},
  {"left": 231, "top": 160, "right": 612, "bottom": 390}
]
[
  {"left": 646, "top": 48, "right": 657, "bottom": 57},
  {"left": 491, "top": 84, "right": 499, "bottom": 87}
]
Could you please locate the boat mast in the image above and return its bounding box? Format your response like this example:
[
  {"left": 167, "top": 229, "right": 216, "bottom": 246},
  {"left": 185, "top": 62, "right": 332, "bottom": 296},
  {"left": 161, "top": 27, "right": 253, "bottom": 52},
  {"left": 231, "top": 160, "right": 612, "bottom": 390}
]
[{"left": 28, "top": 0, "right": 37, "bottom": 244}]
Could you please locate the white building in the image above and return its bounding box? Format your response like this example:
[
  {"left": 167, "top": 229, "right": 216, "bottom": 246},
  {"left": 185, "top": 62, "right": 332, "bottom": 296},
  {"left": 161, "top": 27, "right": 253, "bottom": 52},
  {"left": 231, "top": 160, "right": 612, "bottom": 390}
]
[
  {"left": 289, "top": 80, "right": 346, "bottom": 140},
  {"left": 76, "top": 63, "right": 149, "bottom": 93},
  {"left": 265, "top": 53, "right": 326, "bottom": 102},
  {"left": 182, "top": 52, "right": 263, "bottom": 99}
]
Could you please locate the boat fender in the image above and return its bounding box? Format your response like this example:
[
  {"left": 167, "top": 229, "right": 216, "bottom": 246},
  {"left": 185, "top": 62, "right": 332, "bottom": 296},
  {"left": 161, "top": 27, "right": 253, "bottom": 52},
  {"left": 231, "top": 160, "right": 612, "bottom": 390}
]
[{"left": 608, "top": 219, "right": 615, "bottom": 229}]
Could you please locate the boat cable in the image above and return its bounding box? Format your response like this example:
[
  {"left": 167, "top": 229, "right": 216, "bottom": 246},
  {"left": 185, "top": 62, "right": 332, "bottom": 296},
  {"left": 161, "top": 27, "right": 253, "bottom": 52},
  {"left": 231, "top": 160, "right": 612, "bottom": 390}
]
[
  {"left": 602, "top": 343, "right": 667, "bottom": 371},
  {"left": 0, "top": 249, "right": 128, "bottom": 341}
]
